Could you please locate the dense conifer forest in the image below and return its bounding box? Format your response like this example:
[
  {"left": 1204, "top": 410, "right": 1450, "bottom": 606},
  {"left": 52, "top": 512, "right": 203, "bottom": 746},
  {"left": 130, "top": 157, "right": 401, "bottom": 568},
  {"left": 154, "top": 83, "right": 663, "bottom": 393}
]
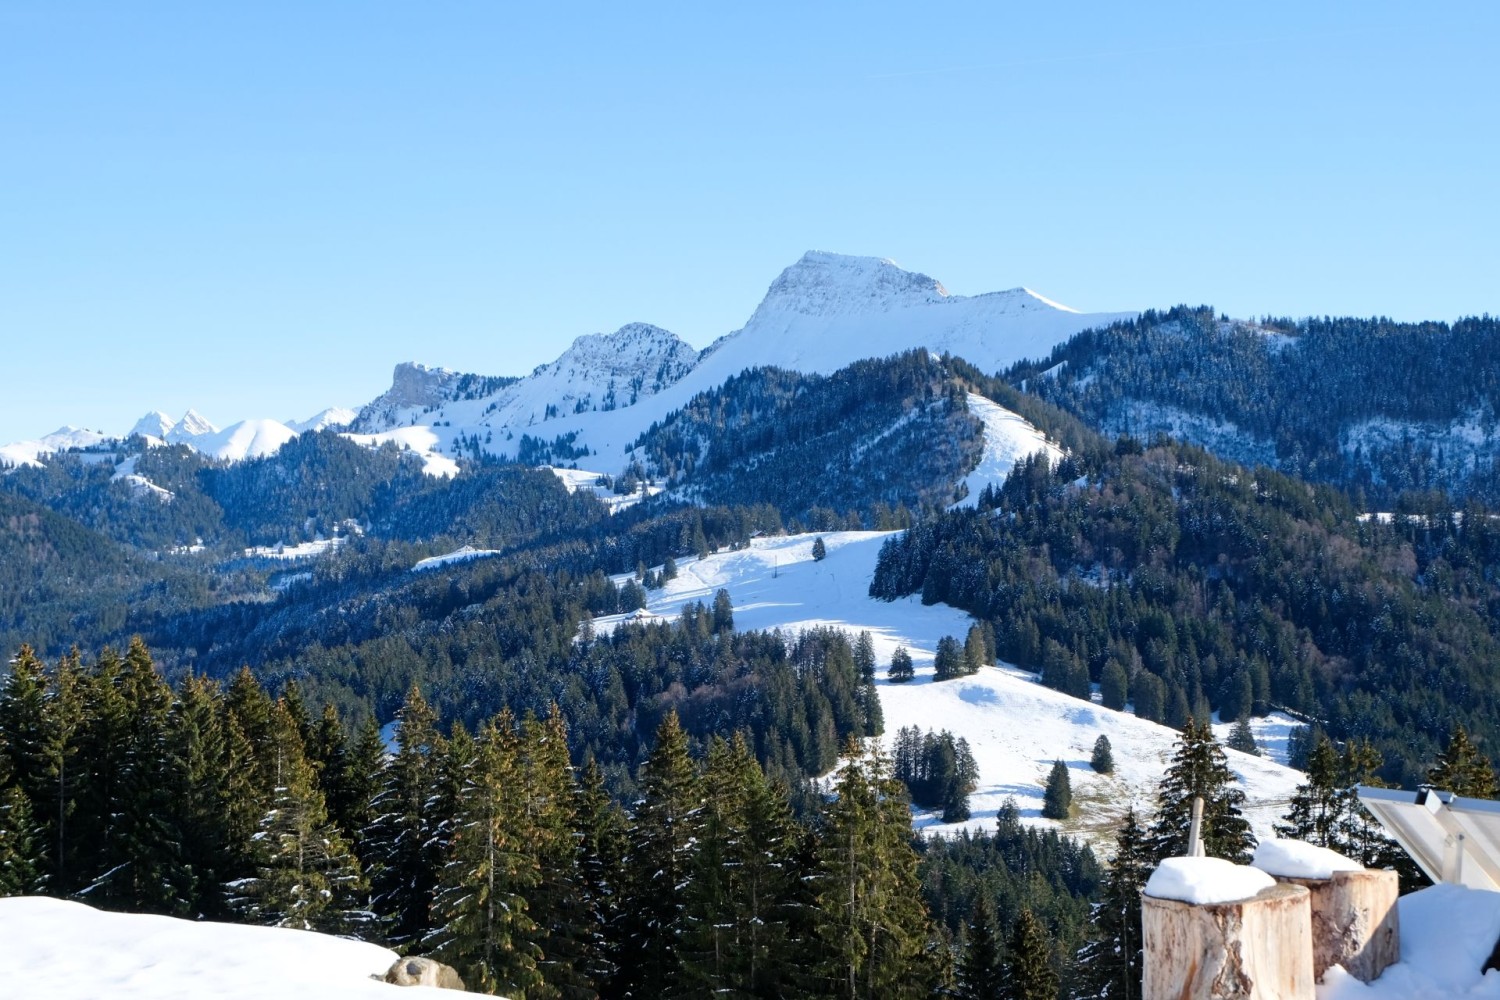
[{"left": 1007, "top": 307, "right": 1500, "bottom": 503}]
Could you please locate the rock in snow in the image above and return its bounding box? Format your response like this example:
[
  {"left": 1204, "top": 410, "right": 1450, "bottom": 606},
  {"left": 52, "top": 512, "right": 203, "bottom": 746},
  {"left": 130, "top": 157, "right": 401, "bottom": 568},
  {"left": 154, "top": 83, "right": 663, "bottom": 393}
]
[{"left": 1144, "top": 856, "right": 1277, "bottom": 905}]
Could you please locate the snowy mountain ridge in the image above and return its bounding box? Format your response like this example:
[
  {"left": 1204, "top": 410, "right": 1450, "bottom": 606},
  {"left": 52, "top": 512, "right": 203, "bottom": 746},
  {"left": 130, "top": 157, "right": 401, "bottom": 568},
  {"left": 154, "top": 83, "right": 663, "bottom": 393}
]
[
  {"left": 2, "top": 252, "right": 1128, "bottom": 477},
  {"left": 343, "top": 252, "right": 1132, "bottom": 475}
]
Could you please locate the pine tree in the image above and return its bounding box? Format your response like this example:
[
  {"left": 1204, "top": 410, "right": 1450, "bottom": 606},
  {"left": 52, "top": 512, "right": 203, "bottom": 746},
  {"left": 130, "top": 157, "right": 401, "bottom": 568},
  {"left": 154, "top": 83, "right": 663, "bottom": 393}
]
[
  {"left": 0, "top": 646, "right": 52, "bottom": 858},
  {"left": 854, "top": 631, "right": 877, "bottom": 683},
  {"left": 888, "top": 647, "right": 915, "bottom": 683},
  {"left": 338, "top": 715, "right": 388, "bottom": 851},
  {"left": 712, "top": 589, "right": 735, "bottom": 633},
  {"left": 813, "top": 536, "right": 828, "bottom": 561},
  {"left": 613, "top": 711, "right": 701, "bottom": 998},
  {"left": 1149, "top": 719, "right": 1255, "bottom": 863},
  {"left": 428, "top": 715, "right": 543, "bottom": 996},
  {"left": 232, "top": 701, "right": 371, "bottom": 935},
  {"left": 1091, "top": 735, "right": 1115, "bottom": 774},
  {"left": 518, "top": 708, "right": 593, "bottom": 999},
  {"left": 1004, "top": 908, "right": 1058, "bottom": 1000},
  {"left": 1427, "top": 724, "right": 1499, "bottom": 798},
  {"left": 812, "top": 736, "right": 938, "bottom": 999},
  {"left": 955, "top": 894, "right": 1004, "bottom": 1000},
  {"left": 1080, "top": 807, "right": 1151, "bottom": 999},
  {"left": 1042, "top": 760, "right": 1071, "bottom": 820}
]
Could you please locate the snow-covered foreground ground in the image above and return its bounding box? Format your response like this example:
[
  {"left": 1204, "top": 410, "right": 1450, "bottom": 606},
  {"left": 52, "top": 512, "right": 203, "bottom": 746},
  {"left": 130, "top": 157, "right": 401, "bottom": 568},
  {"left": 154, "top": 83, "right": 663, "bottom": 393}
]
[
  {"left": 593, "top": 531, "right": 1304, "bottom": 852},
  {"left": 1321, "top": 884, "right": 1500, "bottom": 998},
  {"left": 0, "top": 896, "right": 465, "bottom": 999}
]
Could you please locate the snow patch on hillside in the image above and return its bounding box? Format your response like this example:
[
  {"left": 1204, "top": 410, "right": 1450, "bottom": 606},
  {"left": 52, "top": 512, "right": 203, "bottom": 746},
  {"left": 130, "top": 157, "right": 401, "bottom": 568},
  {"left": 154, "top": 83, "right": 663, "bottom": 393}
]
[
  {"left": 590, "top": 531, "right": 1302, "bottom": 851},
  {"left": 343, "top": 427, "right": 460, "bottom": 477},
  {"left": 244, "top": 537, "right": 344, "bottom": 561},
  {"left": 413, "top": 545, "right": 502, "bottom": 572},
  {"left": 953, "top": 393, "right": 1063, "bottom": 506},
  {"left": 0, "top": 895, "right": 464, "bottom": 999},
  {"left": 548, "top": 466, "right": 661, "bottom": 512},
  {"left": 1103, "top": 401, "right": 1278, "bottom": 468}
]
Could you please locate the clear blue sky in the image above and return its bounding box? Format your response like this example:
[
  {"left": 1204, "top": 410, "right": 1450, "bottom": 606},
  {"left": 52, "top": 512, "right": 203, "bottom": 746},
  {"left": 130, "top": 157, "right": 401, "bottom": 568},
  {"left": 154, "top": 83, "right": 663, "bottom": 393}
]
[{"left": 2, "top": 1, "right": 1496, "bottom": 442}]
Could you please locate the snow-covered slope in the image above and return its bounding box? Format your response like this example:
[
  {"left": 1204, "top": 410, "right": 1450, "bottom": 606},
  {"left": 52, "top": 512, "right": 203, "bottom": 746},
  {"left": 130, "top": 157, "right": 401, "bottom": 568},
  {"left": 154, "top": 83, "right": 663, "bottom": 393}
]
[
  {"left": 0, "top": 896, "right": 466, "bottom": 999},
  {"left": 591, "top": 531, "right": 1302, "bottom": 852},
  {"left": 954, "top": 392, "right": 1065, "bottom": 506},
  {"left": 194, "top": 419, "right": 300, "bottom": 461},
  {"left": 346, "top": 252, "right": 1130, "bottom": 475}
]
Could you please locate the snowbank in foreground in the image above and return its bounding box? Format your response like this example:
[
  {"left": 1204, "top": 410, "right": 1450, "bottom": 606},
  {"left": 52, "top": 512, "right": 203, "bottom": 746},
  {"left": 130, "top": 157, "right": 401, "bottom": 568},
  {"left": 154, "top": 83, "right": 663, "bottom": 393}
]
[
  {"left": 1321, "top": 884, "right": 1500, "bottom": 998},
  {"left": 1145, "top": 856, "right": 1276, "bottom": 904},
  {"left": 0, "top": 896, "right": 461, "bottom": 999}
]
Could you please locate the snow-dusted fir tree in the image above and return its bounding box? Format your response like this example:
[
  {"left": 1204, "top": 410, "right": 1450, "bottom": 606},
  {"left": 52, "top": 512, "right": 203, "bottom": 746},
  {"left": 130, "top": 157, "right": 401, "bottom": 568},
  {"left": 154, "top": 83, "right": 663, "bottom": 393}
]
[
  {"left": 231, "top": 700, "right": 370, "bottom": 935},
  {"left": 888, "top": 646, "right": 915, "bottom": 683},
  {"left": 613, "top": 711, "right": 702, "bottom": 997},
  {"left": 1149, "top": 719, "right": 1254, "bottom": 863},
  {"left": 426, "top": 714, "right": 543, "bottom": 996},
  {"left": 1079, "top": 806, "right": 1151, "bottom": 999},
  {"left": 812, "top": 735, "right": 938, "bottom": 999},
  {"left": 955, "top": 893, "right": 1003, "bottom": 1000},
  {"left": 366, "top": 685, "right": 444, "bottom": 945}
]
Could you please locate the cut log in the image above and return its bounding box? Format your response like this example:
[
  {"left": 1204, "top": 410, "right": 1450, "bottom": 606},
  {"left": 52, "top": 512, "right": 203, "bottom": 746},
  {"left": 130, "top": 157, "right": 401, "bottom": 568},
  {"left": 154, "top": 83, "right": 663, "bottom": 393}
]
[
  {"left": 1143, "top": 882, "right": 1314, "bottom": 999},
  {"left": 1272, "top": 868, "right": 1399, "bottom": 984}
]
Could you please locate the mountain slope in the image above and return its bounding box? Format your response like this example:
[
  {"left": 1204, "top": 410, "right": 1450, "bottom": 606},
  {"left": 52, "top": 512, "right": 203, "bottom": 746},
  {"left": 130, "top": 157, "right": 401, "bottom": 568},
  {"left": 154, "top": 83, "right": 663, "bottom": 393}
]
[{"left": 590, "top": 530, "right": 1301, "bottom": 853}]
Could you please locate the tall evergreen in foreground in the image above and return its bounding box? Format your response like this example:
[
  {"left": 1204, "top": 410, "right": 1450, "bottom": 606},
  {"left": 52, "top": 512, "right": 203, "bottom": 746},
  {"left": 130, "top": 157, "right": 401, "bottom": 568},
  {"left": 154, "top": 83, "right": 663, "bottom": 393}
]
[
  {"left": 366, "top": 685, "right": 444, "bottom": 946},
  {"left": 427, "top": 714, "right": 543, "bottom": 997},
  {"left": 1149, "top": 719, "right": 1254, "bottom": 863},
  {"left": 812, "top": 736, "right": 938, "bottom": 999},
  {"left": 232, "top": 699, "right": 370, "bottom": 935},
  {"left": 1079, "top": 807, "right": 1151, "bottom": 999},
  {"left": 1004, "top": 908, "right": 1058, "bottom": 1000},
  {"left": 1042, "top": 760, "right": 1072, "bottom": 821},
  {"left": 955, "top": 893, "right": 1004, "bottom": 1000},
  {"left": 1427, "top": 724, "right": 1499, "bottom": 798},
  {"left": 612, "top": 711, "right": 701, "bottom": 998}
]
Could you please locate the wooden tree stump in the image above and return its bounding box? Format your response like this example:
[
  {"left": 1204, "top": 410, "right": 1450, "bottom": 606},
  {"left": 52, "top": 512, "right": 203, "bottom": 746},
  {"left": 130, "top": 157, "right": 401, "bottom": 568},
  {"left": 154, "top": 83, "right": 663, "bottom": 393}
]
[
  {"left": 1271, "top": 869, "right": 1399, "bottom": 984},
  {"left": 1143, "top": 882, "right": 1314, "bottom": 999}
]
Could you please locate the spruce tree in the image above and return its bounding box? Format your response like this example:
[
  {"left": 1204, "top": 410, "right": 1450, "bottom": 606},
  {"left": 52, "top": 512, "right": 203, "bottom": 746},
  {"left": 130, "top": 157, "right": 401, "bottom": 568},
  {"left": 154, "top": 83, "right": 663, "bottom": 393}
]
[
  {"left": 1091, "top": 735, "right": 1115, "bottom": 774},
  {"left": 0, "top": 781, "right": 43, "bottom": 897},
  {"left": 812, "top": 735, "right": 938, "bottom": 999},
  {"left": 368, "top": 684, "right": 444, "bottom": 946},
  {"left": 854, "top": 631, "right": 877, "bottom": 683},
  {"left": 83, "top": 638, "right": 194, "bottom": 914},
  {"left": 813, "top": 536, "right": 828, "bottom": 561},
  {"left": 1149, "top": 719, "right": 1255, "bottom": 863},
  {"left": 1041, "top": 760, "right": 1071, "bottom": 821},
  {"left": 1427, "top": 724, "right": 1499, "bottom": 798},
  {"left": 1227, "top": 717, "right": 1259, "bottom": 757},
  {"left": 613, "top": 711, "right": 701, "bottom": 998},
  {"left": 428, "top": 715, "right": 543, "bottom": 996},
  {"left": 955, "top": 894, "right": 1004, "bottom": 1000},
  {"left": 1080, "top": 807, "right": 1151, "bottom": 999},
  {"left": 1004, "top": 908, "right": 1058, "bottom": 1000},
  {"left": 888, "top": 647, "right": 915, "bottom": 683},
  {"left": 1276, "top": 735, "right": 1342, "bottom": 847},
  {"left": 964, "top": 625, "right": 987, "bottom": 675},
  {"left": 168, "top": 672, "right": 238, "bottom": 918},
  {"left": 338, "top": 715, "right": 388, "bottom": 850},
  {"left": 0, "top": 647, "right": 52, "bottom": 859},
  {"left": 233, "top": 701, "right": 370, "bottom": 935},
  {"left": 576, "top": 758, "right": 627, "bottom": 991},
  {"left": 934, "top": 636, "right": 964, "bottom": 682}
]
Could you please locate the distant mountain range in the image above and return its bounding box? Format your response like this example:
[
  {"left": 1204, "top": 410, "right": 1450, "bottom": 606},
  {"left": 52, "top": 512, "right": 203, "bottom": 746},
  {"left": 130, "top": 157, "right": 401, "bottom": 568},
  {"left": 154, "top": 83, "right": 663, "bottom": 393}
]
[{"left": 1, "top": 252, "right": 1130, "bottom": 477}]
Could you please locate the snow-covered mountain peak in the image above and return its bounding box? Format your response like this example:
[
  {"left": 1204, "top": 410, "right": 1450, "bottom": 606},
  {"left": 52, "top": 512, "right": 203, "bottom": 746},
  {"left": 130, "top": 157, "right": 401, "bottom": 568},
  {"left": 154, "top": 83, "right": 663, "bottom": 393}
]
[
  {"left": 289, "top": 407, "right": 357, "bottom": 434},
  {"left": 540, "top": 323, "right": 699, "bottom": 382},
  {"left": 129, "top": 411, "right": 175, "bottom": 440},
  {"left": 748, "top": 251, "right": 950, "bottom": 323},
  {"left": 167, "top": 409, "right": 218, "bottom": 443}
]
